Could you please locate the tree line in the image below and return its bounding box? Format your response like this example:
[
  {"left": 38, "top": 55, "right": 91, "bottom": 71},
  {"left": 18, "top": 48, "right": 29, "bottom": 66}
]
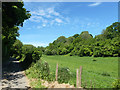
[{"left": 44, "top": 22, "right": 120, "bottom": 57}]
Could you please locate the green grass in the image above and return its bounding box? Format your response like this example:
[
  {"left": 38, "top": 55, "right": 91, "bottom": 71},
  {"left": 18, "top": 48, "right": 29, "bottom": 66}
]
[{"left": 41, "top": 55, "right": 118, "bottom": 88}]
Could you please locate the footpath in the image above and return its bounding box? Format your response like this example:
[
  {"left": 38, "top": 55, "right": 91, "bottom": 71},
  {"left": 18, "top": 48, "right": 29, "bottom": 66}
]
[{"left": 1, "top": 58, "right": 30, "bottom": 89}]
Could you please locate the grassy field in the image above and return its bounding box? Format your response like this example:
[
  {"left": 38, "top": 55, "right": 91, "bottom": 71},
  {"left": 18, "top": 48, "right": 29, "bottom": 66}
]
[{"left": 41, "top": 55, "right": 118, "bottom": 88}]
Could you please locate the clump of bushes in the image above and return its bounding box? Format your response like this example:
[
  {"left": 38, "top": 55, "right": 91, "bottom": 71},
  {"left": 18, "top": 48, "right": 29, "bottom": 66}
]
[
  {"left": 36, "top": 61, "right": 50, "bottom": 79},
  {"left": 25, "top": 61, "right": 73, "bottom": 84},
  {"left": 58, "top": 67, "right": 71, "bottom": 83},
  {"left": 25, "top": 60, "right": 50, "bottom": 80},
  {"left": 32, "top": 50, "right": 42, "bottom": 62},
  {"left": 20, "top": 45, "right": 42, "bottom": 69}
]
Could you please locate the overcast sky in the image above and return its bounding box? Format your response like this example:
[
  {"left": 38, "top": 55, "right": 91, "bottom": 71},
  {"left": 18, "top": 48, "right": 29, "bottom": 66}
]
[{"left": 18, "top": 2, "right": 118, "bottom": 47}]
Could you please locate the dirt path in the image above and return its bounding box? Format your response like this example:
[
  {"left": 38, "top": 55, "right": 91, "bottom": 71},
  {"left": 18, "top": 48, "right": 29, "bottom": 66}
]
[
  {"left": 41, "top": 80, "right": 75, "bottom": 88},
  {"left": 1, "top": 58, "right": 30, "bottom": 89}
]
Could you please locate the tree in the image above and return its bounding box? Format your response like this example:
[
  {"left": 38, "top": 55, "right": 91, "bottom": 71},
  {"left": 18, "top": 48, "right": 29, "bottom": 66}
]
[
  {"left": 102, "top": 22, "right": 120, "bottom": 39},
  {"left": 22, "top": 44, "right": 36, "bottom": 54},
  {"left": 73, "top": 34, "right": 79, "bottom": 38},
  {"left": 37, "top": 46, "right": 45, "bottom": 53},
  {"left": 56, "top": 36, "right": 67, "bottom": 43},
  {"left": 2, "top": 2, "right": 31, "bottom": 28},
  {"left": 79, "top": 31, "right": 93, "bottom": 40},
  {"left": 10, "top": 39, "right": 23, "bottom": 58},
  {"left": 21, "top": 44, "right": 42, "bottom": 69},
  {"left": 2, "top": 2, "right": 31, "bottom": 60}
]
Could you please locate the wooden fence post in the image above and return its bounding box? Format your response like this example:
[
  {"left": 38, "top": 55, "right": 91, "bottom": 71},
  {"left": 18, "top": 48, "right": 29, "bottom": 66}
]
[
  {"left": 85, "top": 80, "right": 87, "bottom": 88},
  {"left": 76, "top": 69, "right": 79, "bottom": 88},
  {"left": 94, "top": 80, "right": 95, "bottom": 88},
  {"left": 56, "top": 63, "right": 58, "bottom": 81},
  {"left": 90, "top": 80, "right": 92, "bottom": 88},
  {"left": 79, "top": 66, "right": 82, "bottom": 87}
]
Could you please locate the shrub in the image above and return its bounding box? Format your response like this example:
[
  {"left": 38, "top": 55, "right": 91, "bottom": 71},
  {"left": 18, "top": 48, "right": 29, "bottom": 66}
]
[
  {"left": 35, "top": 60, "right": 50, "bottom": 80},
  {"left": 21, "top": 49, "right": 42, "bottom": 69},
  {"left": 32, "top": 50, "right": 42, "bottom": 62},
  {"left": 101, "top": 72, "right": 110, "bottom": 76},
  {"left": 47, "top": 72, "right": 55, "bottom": 81},
  {"left": 22, "top": 44, "right": 36, "bottom": 54},
  {"left": 92, "top": 59, "right": 97, "bottom": 61},
  {"left": 21, "top": 53, "right": 33, "bottom": 69},
  {"left": 25, "top": 60, "right": 50, "bottom": 80},
  {"left": 58, "top": 67, "right": 71, "bottom": 83},
  {"left": 112, "top": 79, "right": 120, "bottom": 89}
]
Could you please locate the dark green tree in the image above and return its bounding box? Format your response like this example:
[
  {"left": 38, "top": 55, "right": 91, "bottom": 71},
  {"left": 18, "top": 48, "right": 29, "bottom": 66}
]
[{"left": 2, "top": 2, "right": 31, "bottom": 61}]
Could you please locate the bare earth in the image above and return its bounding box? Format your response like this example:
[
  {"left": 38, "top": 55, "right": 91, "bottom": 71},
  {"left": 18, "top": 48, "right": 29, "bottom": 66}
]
[
  {"left": 30, "top": 78, "right": 82, "bottom": 88},
  {"left": 41, "top": 80, "right": 75, "bottom": 88},
  {"left": 1, "top": 58, "right": 30, "bottom": 89}
]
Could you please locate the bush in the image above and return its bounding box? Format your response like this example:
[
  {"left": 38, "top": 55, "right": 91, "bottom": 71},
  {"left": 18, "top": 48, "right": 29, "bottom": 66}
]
[
  {"left": 35, "top": 60, "right": 50, "bottom": 79},
  {"left": 48, "top": 72, "right": 55, "bottom": 81},
  {"left": 21, "top": 49, "right": 42, "bottom": 69},
  {"left": 25, "top": 60, "right": 50, "bottom": 80},
  {"left": 58, "top": 67, "right": 71, "bottom": 83},
  {"left": 101, "top": 72, "right": 110, "bottom": 76},
  {"left": 32, "top": 50, "right": 42, "bottom": 62},
  {"left": 112, "top": 79, "right": 120, "bottom": 89},
  {"left": 22, "top": 44, "right": 36, "bottom": 54},
  {"left": 92, "top": 59, "right": 97, "bottom": 61},
  {"left": 21, "top": 53, "right": 33, "bottom": 69}
]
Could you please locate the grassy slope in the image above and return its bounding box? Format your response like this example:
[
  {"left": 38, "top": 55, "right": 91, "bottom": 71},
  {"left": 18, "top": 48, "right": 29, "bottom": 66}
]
[{"left": 41, "top": 55, "right": 118, "bottom": 88}]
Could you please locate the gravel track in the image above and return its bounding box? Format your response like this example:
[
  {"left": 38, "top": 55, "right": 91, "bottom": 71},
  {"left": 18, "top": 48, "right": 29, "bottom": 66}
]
[{"left": 1, "top": 58, "right": 30, "bottom": 89}]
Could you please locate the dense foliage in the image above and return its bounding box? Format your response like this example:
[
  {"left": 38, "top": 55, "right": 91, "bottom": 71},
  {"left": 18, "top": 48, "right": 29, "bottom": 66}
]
[
  {"left": 112, "top": 79, "right": 120, "bottom": 88},
  {"left": 11, "top": 41, "right": 42, "bottom": 69},
  {"left": 44, "top": 22, "right": 120, "bottom": 57},
  {"left": 25, "top": 60, "right": 54, "bottom": 81},
  {"left": 2, "top": 2, "right": 31, "bottom": 61},
  {"left": 58, "top": 67, "right": 71, "bottom": 83},
  {"left": 10, "top": 39, "right": 23, "bottom": 58},
  {"left": 2, "top": 1, "right": 44, "bottom": 70}
]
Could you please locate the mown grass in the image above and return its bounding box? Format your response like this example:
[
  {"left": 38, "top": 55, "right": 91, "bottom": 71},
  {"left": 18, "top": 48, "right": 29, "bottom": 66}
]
[{"left": 41, "top": 55, "right": 118, "bottom": 88}]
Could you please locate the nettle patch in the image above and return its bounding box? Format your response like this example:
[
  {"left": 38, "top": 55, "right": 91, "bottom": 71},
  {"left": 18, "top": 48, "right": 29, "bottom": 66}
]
[{"left": 58, "top": 67, "right": 71, "bottom": 83}]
